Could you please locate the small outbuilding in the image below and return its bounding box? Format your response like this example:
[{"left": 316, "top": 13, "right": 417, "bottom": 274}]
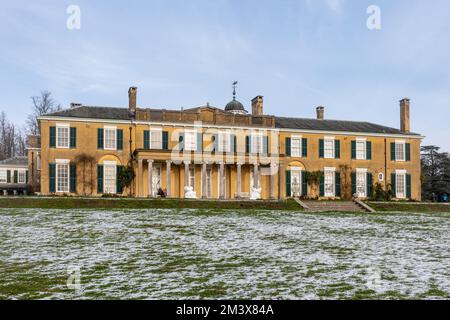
[{"left": 0, "top": 156, "right": 29, "bottom": 195}]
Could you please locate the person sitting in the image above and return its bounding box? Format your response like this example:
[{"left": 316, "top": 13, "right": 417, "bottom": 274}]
[{"left": 157, "top": 187, "right": 166, "bottom": 198}]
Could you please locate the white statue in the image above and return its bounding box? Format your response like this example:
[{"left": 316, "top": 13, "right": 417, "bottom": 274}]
[
  {"left": 250, "top": 187, "right": 261, "bottom": 200},
  {"left": 184, "top": 186, "right": 197, "bottom": 199}
]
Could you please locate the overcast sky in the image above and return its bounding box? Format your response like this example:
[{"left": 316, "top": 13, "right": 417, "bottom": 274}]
[{"left": 0, "top": 0, "right": 449, "bottom": 150}]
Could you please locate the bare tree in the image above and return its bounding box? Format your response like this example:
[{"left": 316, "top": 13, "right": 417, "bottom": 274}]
[
  {"left": 0, "top": 112, "right": 26, "bottom": 160},
  {"left": 27, "top": 91, "right": 61, "bottom": 135}
]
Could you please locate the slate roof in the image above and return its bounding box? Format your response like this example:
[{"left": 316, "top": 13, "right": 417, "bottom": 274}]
[
  {"left": 43, "top": 106, "right": 420, "bottom": 136},
  {"left": 46, "top": 106, "right": 131, "bottom": 121},
  {"left": 275, "top": 117, "right": 420, "bottom": 135},
  {"left": 0, "top": 156, "right": 28, "bottom": 166}
]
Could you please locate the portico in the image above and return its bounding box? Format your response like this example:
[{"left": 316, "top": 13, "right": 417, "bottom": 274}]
[{"left": 134, "top": 151, "right": 278, "bottom": 200}]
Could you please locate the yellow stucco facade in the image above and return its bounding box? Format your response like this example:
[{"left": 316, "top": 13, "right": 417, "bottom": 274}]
[{"left": 37, "top": 108, "right": 422, "bottom": 200}]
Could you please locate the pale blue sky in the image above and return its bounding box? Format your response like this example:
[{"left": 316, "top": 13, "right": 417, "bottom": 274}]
[{"left": 0, "top": 0, "right": 449, "bottom": 150}]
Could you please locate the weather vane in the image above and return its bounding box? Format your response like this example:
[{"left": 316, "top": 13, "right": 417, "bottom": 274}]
[{"left": 232, "top": 81, "right": 238, "bottom": 100}]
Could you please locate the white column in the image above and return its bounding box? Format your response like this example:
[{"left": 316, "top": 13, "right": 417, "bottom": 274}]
[
  {"left": 219, "top": 162, "right": 225, "bottom": 199},
  {"left": 270, "top": 163, "right": 276, "bottom": 199},
  {"left": 184, "top": 161, "right": 190, "bottom": 189},
  {"left": 202, "top": 162, "right": 207, "bottom": 199},
  {"left": 236, "top": 163, "right": 242, "bottom": 199},
  {"left": 147, "top": 160, "right": 153, "bottom": 197},
  {"left": 166, "top": 160, "right": 171, "bottom": 198},
  {"left": 137, "top": 158, "right": 143, "bottom": 197},
  {"left": 253, "top": 163, "right": 259, "bottom": 189}
]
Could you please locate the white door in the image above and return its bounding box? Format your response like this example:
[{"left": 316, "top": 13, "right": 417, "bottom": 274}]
[
  {"left": 356, "top": 171, "right": 366, "bottom": 198},
  {"left": 250, "top": 169, "right": 260, "bottom": 190},
  {"left": 291, "top": 170, "right": 302, "bottom": 197},
  {"left": 103, "top": 163, "right": 117, "bottom": 194},
  {"left": 152, "top": 166, "right": 161, "bottom": 196},
  {"left": 324, "top": 170, "right": 335, "bottom": 197},
  {"left": 396, "top": 173, "right": 406, "bottom": 199}
]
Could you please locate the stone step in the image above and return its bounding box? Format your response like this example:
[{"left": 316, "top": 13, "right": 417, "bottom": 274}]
[{"left": 302, "top": 200, "right": 366, "bottom": 212}]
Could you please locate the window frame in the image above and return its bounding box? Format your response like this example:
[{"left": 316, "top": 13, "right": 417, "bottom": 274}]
[
  {"left": 395, "top": 140, "right": 406, "bottom": 162},
  {"left": 396, "top": 170, "right": 406, "bottom": 199},
  {"left": 356, "top": 168, "right": 367, "bottom": 198},
  {"left": 150, "top": 127, "right": 163, "bottom": 150},
  {"left": 356, "top": 138, "right": 367, "bottom": 160},
  {"left": 324, "top": 167, "right": 336, "bottom": 197},
  {"left": 184, "top": 130, "right": 197, "bottom": 151},
  {"left": 103, "top": 161, "right": 117, "bottom": 194},
  {"left": 0, "top": 169, "right": 7, "bottom": 183},
  {"left": 189, "top": 167, "right": 195, "bottom": 188},
  {"left": 290, "top": 135, "right": 302, "bottom": 157},
  {"left": 218, "top": 131, "right": 231, "bottom": 153},
  {"left": 250, "top": 132, "right": 264, "bottom": 154},
  {"left": 56, "top": 123, "right": 70, "bottom": 149},
  {"left": 324, "top": 136, "right": 335, "bottom": 159},
  {"left": 18, "top": 170, "right": 27, "bottom": 184},
  {"left": 55, "top": 160, "right": 70, "bottom": 193},
  {"left": 104, "top": 126, "right": 117, "bottom": 151}
]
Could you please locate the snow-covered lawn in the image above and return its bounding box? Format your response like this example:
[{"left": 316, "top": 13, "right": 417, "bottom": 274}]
[{"left": 0, "top": 209, "right": 448, "bottom": 299}]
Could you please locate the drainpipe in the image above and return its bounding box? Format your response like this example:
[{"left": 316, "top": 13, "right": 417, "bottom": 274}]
[{"left": 384, "top": 138, "right": 387, "bottom": 190}]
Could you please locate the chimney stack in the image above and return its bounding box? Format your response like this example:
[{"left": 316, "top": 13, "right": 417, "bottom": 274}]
[
  {"left": 251, "top": 96, "right": 264, "bottom": 116},
  {"left": 400, "top": 98, "right": 410, "bottom": 133},
  {"left": 316, "top": 106, "right": 325, "bottom": 120},
  {"left": 128, "top": 86, "right": 137, "bottom": 112}
]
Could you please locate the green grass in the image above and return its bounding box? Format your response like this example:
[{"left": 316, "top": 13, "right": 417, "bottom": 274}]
[
  {"left": 368, "top": 201, "right": 450, "bottom": 213},
  {"left": 0, "top": 197, "right": 301, "bottom": 211}
]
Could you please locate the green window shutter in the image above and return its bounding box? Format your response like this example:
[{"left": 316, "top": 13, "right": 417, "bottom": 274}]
[
  {"left": 179, "top": 133, "right": 184, "bottom": 151},
  {"left": 233, "top": 135, "right": 237, "bottom": 153},
  {"left": 263, "top": 136, "right": 268, "bottom": 154},
  {"left": 335, "top": 140, "right": 340, "bottom": 159},
  {"left": 97, "top": 165, "right": 104, "bottom": 194},
  {"left": 230, "top": 135, "right": 236, "bottom": 153},
  {"left": 245, "top": 136, "right": 250, "bottom": 153},
  {"left": 302, "top": 172, "right": 308, "bottom": 197},
  {"left": 351, "top": 141, "right": 356, "bottom": 159},
  {"left": 351, "top": 172, "right": 356, "bottom": 196},
  {"left": 49, "top": 164, "right": 56, "bottom": 193},
  {"left": 26, "top": 171, "right": 28, "bottom": 184},
  {"left": 406, "top": 174, "right": 411, "bottom": 198},
  {"left": 335, "top": 171, "right": 341, "bottom": 197},
  {"left": 70, "top": 164, "right": 76, "bottom": 193},
  {"left": 97, "top": 129, "right": 104, "bottom": 150},
  {"left": 70, "top": 127, "right": 77, "bottom": 148},
  {"left": 319, "top": 173, "right": 325, "bottom": 197},
  {"left": 319, "top": 139, "right": 324, "bottom": 158},
  {"left": 6, "top": 170, "right": 11, "bottom": 183},
  {"left": 49, "top": 126, "right": 56, "bottom": 148},
  {"left": 143, "top": 130, "right": 150, "bottom": 149},
  {"left": 213, "top": 134, "right": 218, "bottom": 152},
  {"left": 405, "top": 143, "right": 411, "bottom": 161},
  {"left": 117, "top": 129, "right": 123, "bottom": 150},
  {"left": 116, "top": 165, "right": 124, "bottom": 194},
  {"left": 13, "top": 170, "right": 18, "bottom": 184},
  {"left": 285, "top": 137, "right": 291, "bottom": 156},
  {"left": 197, "top": 133, "right": 203, "bottom": 152},
  {"left": 302, "top": 138, "right": 308, "bottom": 157},
  {"left": 366, "top": 141, "right": 372, "bottom": 160},
  {"left": 285, "top": 170, "right": 291, "bottom": 197},
  {"left": 391, "top": 173, "right": 396, "bottom": 198},
  {"left": 162, "top": 131, "right": 169, "bottom": 150},
  {"left": 367, "top": 172, "right": 373, "bottom": 198},
  {"left": 390, "top": 142, "right": 396, "bottom": 161}
]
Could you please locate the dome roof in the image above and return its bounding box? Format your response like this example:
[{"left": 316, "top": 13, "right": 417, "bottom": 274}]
[{"left": 225, "top": 99, "right": 246, "bottom": 113}]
